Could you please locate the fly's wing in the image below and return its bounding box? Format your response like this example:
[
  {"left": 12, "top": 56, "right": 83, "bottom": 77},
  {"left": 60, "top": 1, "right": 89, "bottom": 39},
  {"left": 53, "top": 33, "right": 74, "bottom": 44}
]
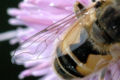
[
  {"left": 12, "top": 12, "right": 79, "bottom": 63},
  {"left": 12, "top": 3, "right": 96, "bottom": 63}
]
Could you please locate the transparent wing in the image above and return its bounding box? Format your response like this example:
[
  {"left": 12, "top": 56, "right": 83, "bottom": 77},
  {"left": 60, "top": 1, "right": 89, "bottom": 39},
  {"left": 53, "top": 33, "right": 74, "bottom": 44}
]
[
  {"left": 12, "top": 4, "right": 96, "bottom": 63},
  {"left": 12, "top": 12, "right": 79, "bottom": 63}
]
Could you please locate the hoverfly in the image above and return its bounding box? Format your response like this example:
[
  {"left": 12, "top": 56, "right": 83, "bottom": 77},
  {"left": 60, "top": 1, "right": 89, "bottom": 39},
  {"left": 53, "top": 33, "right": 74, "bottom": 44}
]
[{"left": 13, "top": 0, "right": 120, "bottom": 80}]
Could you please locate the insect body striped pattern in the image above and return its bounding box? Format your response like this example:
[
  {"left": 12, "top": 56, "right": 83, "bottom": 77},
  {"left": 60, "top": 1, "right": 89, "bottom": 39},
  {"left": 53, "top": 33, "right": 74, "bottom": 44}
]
[{"left": 54, "top": 0, "right": 120, "bottom": 79}]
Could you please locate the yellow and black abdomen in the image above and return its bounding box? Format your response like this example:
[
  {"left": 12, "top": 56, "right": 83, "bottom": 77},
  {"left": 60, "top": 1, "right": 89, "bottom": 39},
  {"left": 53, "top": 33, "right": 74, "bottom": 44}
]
[
  {"left": 54, "top": 41, "right": 112, "bottom": 79},
  {"left": 54, "top": 41, "right": 93, "bottom": 79},
  {"left": 54, "top": 47, "right": 84, "bottom": 79}
]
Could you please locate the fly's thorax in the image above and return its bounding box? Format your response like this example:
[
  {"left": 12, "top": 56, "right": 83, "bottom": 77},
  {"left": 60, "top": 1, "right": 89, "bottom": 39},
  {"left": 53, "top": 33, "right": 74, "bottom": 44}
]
[
  {"left": 96, "top": 1, "right": 120, "bottom": 43},
  {"left": 90, "top": 0, "right": 120, "bottom": 53}
]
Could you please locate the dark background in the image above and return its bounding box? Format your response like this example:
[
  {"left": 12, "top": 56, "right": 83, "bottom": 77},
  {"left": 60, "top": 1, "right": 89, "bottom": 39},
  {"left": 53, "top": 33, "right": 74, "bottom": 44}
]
[{"left": 0, "top": 0, "right": 39, "bottom": 80}]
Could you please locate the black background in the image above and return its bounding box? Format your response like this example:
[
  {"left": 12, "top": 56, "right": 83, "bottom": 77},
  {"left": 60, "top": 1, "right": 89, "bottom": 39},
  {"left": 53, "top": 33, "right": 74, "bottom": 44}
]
[{"left": 0, "top": 0, "right": 39, "bottom": 80}]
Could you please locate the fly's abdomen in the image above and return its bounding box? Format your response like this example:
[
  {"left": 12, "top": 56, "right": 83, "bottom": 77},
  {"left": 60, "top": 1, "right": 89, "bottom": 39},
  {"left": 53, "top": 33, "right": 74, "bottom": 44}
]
[
  {"left": 54, "top": 41, "right": 112, "bottom": 79},
  {"left": 54, "top": 47, "right": 83, "bottom": 79}
]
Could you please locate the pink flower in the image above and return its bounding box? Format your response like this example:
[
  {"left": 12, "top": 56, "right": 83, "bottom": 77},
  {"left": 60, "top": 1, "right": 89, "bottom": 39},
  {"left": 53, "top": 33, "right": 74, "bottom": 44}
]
[{"left": 0, "top": 0, "right": 119, "bottom": 80}]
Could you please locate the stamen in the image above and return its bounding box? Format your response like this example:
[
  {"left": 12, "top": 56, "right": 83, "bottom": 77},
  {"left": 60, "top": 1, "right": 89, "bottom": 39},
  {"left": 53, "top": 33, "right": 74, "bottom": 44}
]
[{"left": 0, "top": 30, "right": 17, "bottom": 41}]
